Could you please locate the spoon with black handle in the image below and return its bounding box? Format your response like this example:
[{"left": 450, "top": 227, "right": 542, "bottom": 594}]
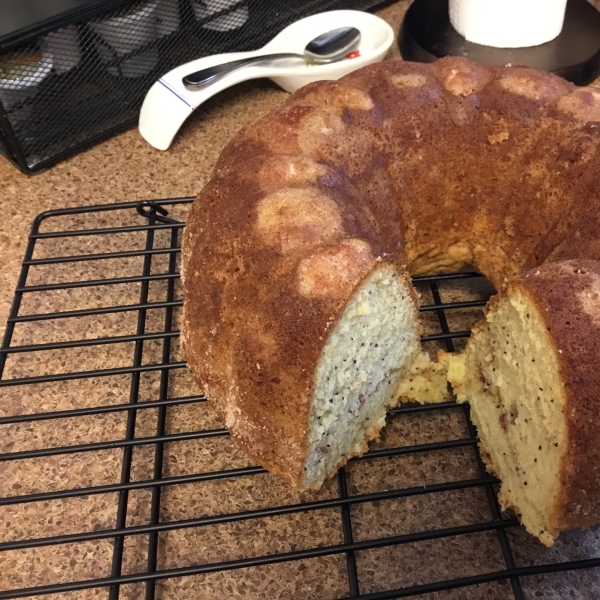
[{"left": 182, "top": 26, "right": 361, "bottom": 90}]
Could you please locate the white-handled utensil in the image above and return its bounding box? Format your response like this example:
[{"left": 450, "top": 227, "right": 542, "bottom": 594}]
[
  {"left": 138, "top": 10, "right": 394, "bottom": 151},
  {"left": 182, "top": 26, "right": 361, "bottom": 89}
]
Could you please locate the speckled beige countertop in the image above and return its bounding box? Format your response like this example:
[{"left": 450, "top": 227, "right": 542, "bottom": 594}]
[{"left": 2, "top": 2, "right": 600, "bottom": 599}]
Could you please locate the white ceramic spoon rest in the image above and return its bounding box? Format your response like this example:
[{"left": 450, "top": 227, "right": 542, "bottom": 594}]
[{"left": 138, "top": 10, "right": 394, "bottom": 151}]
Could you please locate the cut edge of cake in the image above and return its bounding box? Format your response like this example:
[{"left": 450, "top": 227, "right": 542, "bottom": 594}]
[
  {"left": 302, "top": 264, "right": 422, "bottom": 488},
  {"left": 448, "top": 281, "right": 568, "bottom": 546}
]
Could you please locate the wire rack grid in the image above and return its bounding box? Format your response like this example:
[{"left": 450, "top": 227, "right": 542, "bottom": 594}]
[{"left": 1, "top": 198, "right": 600, "bottom": 600}]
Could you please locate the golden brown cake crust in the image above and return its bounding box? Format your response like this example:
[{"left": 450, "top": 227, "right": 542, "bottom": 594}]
[
  {"left": 182, "top": 153, "right": 413, "bottom": 487},
  {"left": 182, "top": 56, "right": 600, "bottom": 490},
  {"left": 184, "top": 57, "right": 600, "bottom": 288},
  {"left": 516, "top": 260, "right": 600, "bottom": 532}
]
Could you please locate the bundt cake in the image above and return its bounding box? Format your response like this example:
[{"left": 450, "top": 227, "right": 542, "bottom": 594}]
[
  {"left": 448, "top": 260, "right": 600, "bottom": 546},
  {"left": 181, "top": 56, "right": 600, "bottom": 540}
]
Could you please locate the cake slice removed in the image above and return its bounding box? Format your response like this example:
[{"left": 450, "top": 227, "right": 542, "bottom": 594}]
[
  {"left": 448, "top": 260, "right": 600, "bottom": 545},
  {"left": 397, "top": 349, "right": 451, "bottom": 405}
]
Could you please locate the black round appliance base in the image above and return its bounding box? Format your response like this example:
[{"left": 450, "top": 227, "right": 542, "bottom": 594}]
[{"left": 399, "top": 0, "right": 600, "bottom": 85}]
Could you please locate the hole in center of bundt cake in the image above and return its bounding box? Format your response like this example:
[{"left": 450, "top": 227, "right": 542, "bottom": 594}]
[{"left": 302, "top": 265, "right": 421, "bottom": 488}]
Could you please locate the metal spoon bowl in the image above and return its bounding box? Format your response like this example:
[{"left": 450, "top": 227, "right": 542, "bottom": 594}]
[{"left": 182, "top": 26, "right": 361, "bottom": 90}]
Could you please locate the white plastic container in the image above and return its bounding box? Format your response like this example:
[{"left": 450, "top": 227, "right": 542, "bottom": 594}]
[
  {"left": 192, "top": 0, "right": 249, "bottom": 32},
  {"left": 155, "top": 0, "right": 181, "bottom": 37},
  {"left": 90, "top": 1, "right": 159, "bottom": 78},
  {"left": 449, "top": 0, "right": 568, "bottom": 48},
  {"left": 0, "top": 51, "right": 53, "bottom": 124},
  {"left": 42, "top": 25, "right": 81, "bottom": 74}
]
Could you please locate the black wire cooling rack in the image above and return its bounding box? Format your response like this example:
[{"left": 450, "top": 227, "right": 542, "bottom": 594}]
[{"left": 1, "top": 198, "right": 600, "bottom": 600}]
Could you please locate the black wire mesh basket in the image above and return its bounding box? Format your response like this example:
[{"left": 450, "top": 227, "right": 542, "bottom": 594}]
[
  {"left": 1, "top": 198, "right": 600, "bottom": 599},
  {"left": 0, "top": 0, "right": 390, "bottom": 175}
]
